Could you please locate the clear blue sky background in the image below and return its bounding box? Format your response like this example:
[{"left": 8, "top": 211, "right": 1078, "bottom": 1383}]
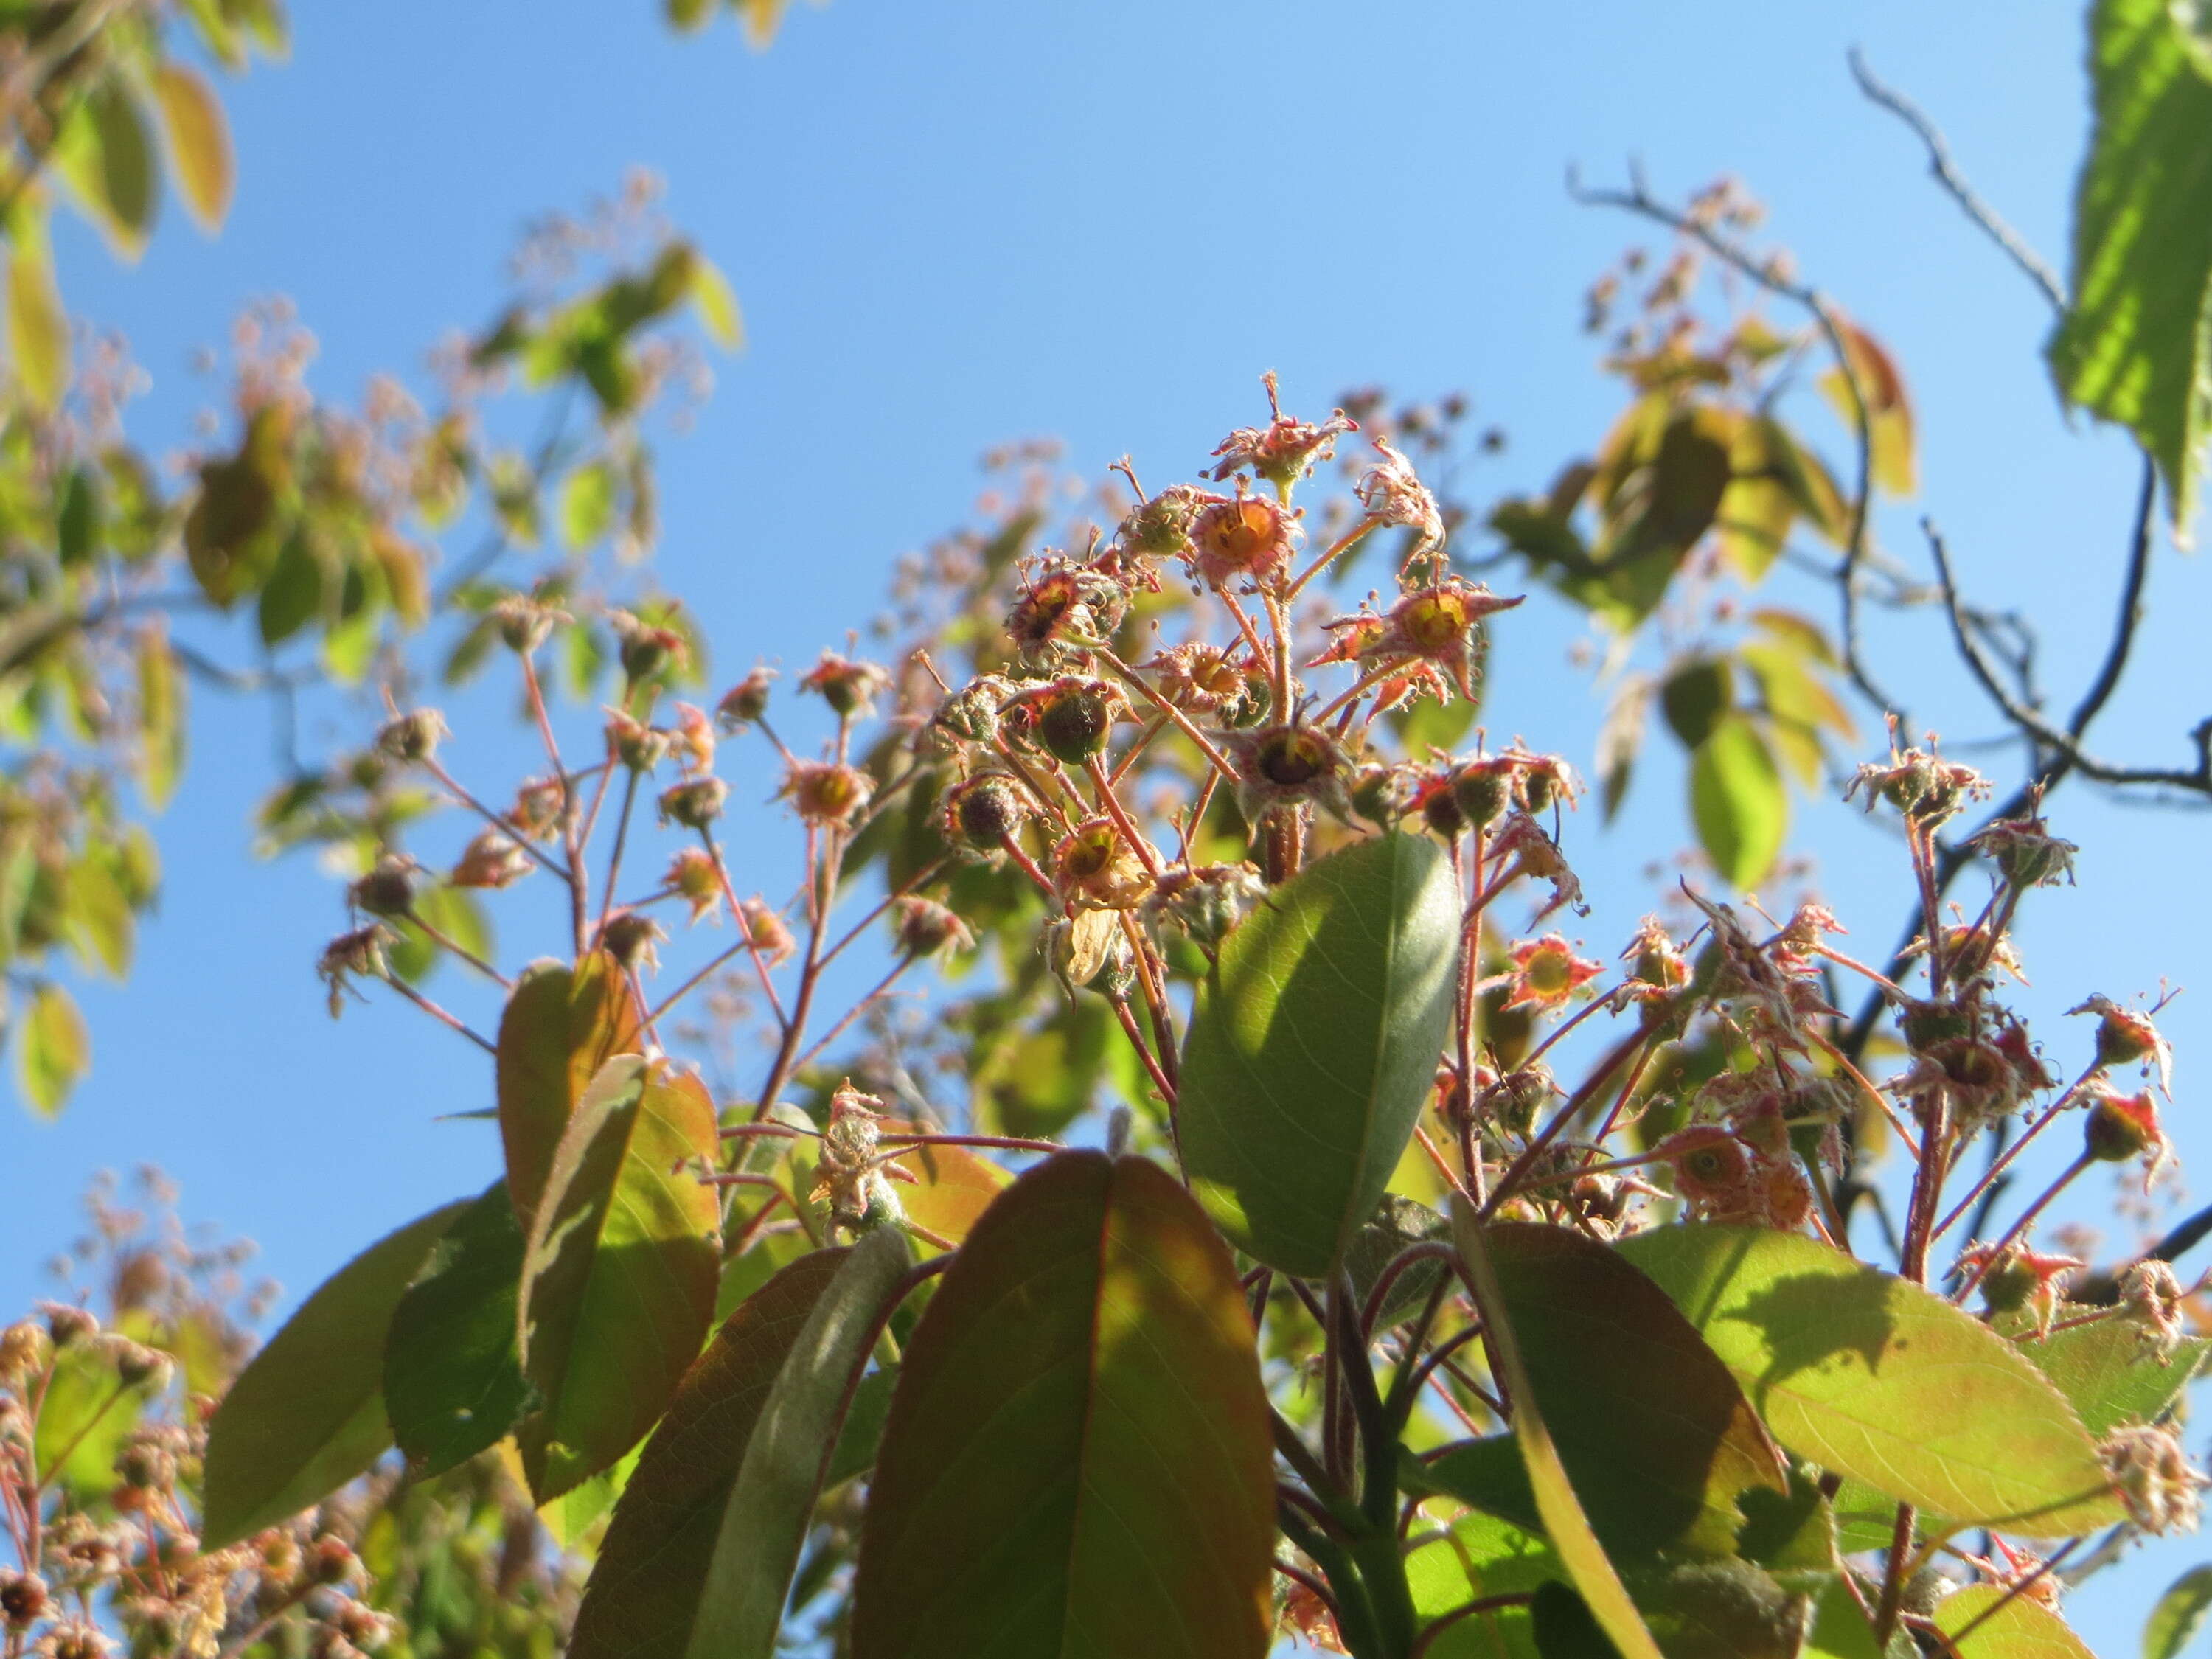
[{"left": 7, "top": 1, "right": 2210, "bottom": 1645}]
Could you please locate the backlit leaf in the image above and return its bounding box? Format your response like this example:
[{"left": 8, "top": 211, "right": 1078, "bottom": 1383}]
[
  {"left": 1819, "top": 319, "right": 1915, "bottom": 498},
  {"left": 2049, "top": 0, "right": 2212, "bottom": 534},
  {"left": 35, "top": 1343, "right": 151, "bottom": 1499},
  {"left": 1616, "top": 1225, "right": 2120, "bottom": 1537},
  {"left": 571, "top": 1249, "right": 846, "bottom": 1659},
  {"left": 153, "top": 63, "right": 234, "bottom": 230},
  {"left": 852, "top": 1152, "right": 1276, "bottom": 1659},
  {"left": 383, "top": 1180, "right": 532, "bottom": 1478},
  {"left": 686, "top": 1229, "right": 911, "bottom": 1659},
  {"left": 136, "top": 625, "right": 185, "bottom": 807},
  {"left": 560, "top": 459, "right": 617, "bottom": 550},
  {"left": 2146, "top": 1565, "right": 2212, "bottom": 1659},
  {"left": 56, "top": 77, "right": 157, "bottom": 253},
  {"left": 516, "top": 1056, "right": 721, "bottom": 1498},
  {"left": 1934, "top": 1582, "right": 2095, "bottom": 1659},
  {"left": 1179, "top": 832, "right": 1459, "bottom": 1277},
  {"left": 1450, "top": 1200, "right": 1666, "bottom": 1659},
  {"left": 20, "top": 983, "right": 87, "bottom": 1116},
  {"left": 1660, "top": 656, "right": 1733, "bottom": 749},
  {"left": 7, "top": 226, "right": 69, "bottom": 410},
  {"left": 202, "top": 1200, "right": 467, "bottom": 1548},
  {"left": 497, "top": 953, "right": 644, "bottom": 1234},
  {"left": 688, "top": 254, "right": 744, "bottom": 350},
  {"left": 1434, "top": 1222, "right": 1786, "bottom": 1562},
  {"left": 2006, "top": 1314, "right": 2208, "bottom": 1437},
  {"left": 1690, "top": 716, "right": 1786, "bottom": 889}
]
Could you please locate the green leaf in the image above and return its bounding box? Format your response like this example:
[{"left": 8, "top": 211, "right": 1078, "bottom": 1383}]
[
  {"left": 1615, "top": 1225, "right": 2121, "bottom": 1537},
  {"left": 688, "top": 254, "right": 745, "bottom": 350},
  {"left": 1818, "top": 320, "right": 1916, "bottom": 498},
  {"left": 2146, "top": 1565, "right": 2212, "bottom": 1659},
  {"left": 152, "top": 63, "right": 234, "bottom": 231},
  {"left": 1345, "top": 1194, "right": 1451, "bottom": 1329},
  {"left": 383, "top": 1180, "right": 532, "bottom": 1478},
  {"left": 2007, "top": 1314, "right": 2209, "bottom": 1437},
  {"left": 1433, "top": 1222, "right": 1787, "bottom": 1562},
  {"left": 136, "top": 625, "right": 186, "bottom": 809},
  {"left": 1660, "top": 657, "right": 1733, "bottom": 749},
  {"left": 570, "top": 1249, "right": 847, "bottom": 1659},
  {"left": 1690, "top": 717, "right": 1786, "bottom": 890},
  {"left": 559, "top": 459, "right": 617, "bottom": 550},
  {"left": 667, "top": 0, "right": 714, "bottom": 28},
  {"left": 255, "top": 525, "right": 325, "bottom": 647},
  {"left": 388, "top": 883, "right": 493, "bottom": 987},
  {"left": 1403, "top": 1509, "right": 1554, "bottom": 1659},
  {"left": 56, "top": 76, "right": 158, "bottom": 254},
  {"left": 64, "top": 849, "right": 133, "bottom": 978},
  {"left": 201, "top": 1200, "right": 468, "bottom": 1548},
  {"left": 7, "top": 224, "right": 69, "bottom": 410},
  {"left": 687, "top": 1230, "right": 911, "bottom": 1659},
  {"left": 1179, "top": 832, "right": 1460, "bottom": 1278},
  {"left": 35, "top": 1343, "right": 150, "bottom": 1498},
  {"left": 852, "top": 1152, "right": 1276, "bottom": 1659},
  {"left": 497, "top": 953, "right": 645, "bottom": 1234},
  {"left": 1450, "top": 1201, "right": 1666, "bottom": 1659},
  {"left": 20, "top": 983, "right": 88, "bottom": 1116},
  {"left": 1934, "top": 1582, "right": 2095, "bottom": 1659},
  {"left": 55, "top": 465, "right": 100, "bottom": 566},
  {"left": 516, "top": 1056, "right": 721, "bottom": 1499},
  {"left": 1716, "top": 416, "right": 1795, "bottom": 582},
  {"left": 2049, "top": 0, "right": 2212, "bottom": 535}
]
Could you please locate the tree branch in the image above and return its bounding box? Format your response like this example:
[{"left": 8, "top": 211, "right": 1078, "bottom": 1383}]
[{"left": 1848, "top": 49, "right": 2066, "bottom": 317}]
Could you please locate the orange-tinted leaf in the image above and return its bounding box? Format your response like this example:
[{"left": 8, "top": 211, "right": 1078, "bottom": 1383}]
[
  {"left": 852, "top": 1152, "right": 1276, "bottom": 1659},
  {"left": 153, "top": 63, "right": 234, "bottom": 230},
  {"left": 571, "top": 1250, "right": 847, "bottom": 1659},
  {"left": 497, "top": 953, "right": 644, "bottom": 1234}
]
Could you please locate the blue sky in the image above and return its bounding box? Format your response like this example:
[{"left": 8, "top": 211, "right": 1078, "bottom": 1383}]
[{"left": 7, "top": 1, "right": 2209, "bottom": 1644}]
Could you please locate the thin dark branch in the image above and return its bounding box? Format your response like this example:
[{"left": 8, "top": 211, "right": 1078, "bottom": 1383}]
[
  {"left": 1848, "top": 48, "right": 2066, "bottom": 316},
  {"left": 1923, "top": 512, "right": 2209, "bottom": 795}
]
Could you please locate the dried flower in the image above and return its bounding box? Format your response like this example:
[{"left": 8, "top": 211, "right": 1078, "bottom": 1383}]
[
  {"left": 940, "top": 773, "right": 1031, "bottom": 855},
  {"left": 1053, "top": 818, "right": 1155, "bottom": 911},
  {"left": 613, "top": 611, "right": 687, "bottom": 684},
  {"left": 1228, "top": 723, "right": 1355, "bottom": 826},
  {"left": 1958, "top": 1242, "right": 2081, "bottom": 1335},
  {"left": 659, "top": 776, "right": 729, "bottom": 831},
  {"left": 347, "top": 855, "right": 418, "bottom": 920},
  {"left": 597, "top": 910, "right": 667, "bottom": 974},
  {"left": 1845, "top": 743, "right": 1989, "bottom": 826},
  {"left": 450, "top": 828, "right": 533, "bottom": 890},
  {"left": 2119, "top": 1259, "right": 2191, "bottom": 1363},
  {"left": 892, "top": 897, "right": 974, "bottom": 958},
  {"left": 666, "top": 846, "right": 724, "bottom": 924},
  {"left": 776, "top": 762, "right": 870, "bottom": 828},
  {"left": 669, "top": 703, "right": 717, "bottom": 775},
  {"left": 1006, "top": 677, "right": 1126, "bottom": 768},
  {"left": 1115, "top": 484, "right": 1207, "bottom": 560},
  {"left": 1145, "top": 643, "right": 1269, "bottom": 726},
  {"left": 605, "top": 707, "right": 672, "bottom": 773},
  {"left": 739, "top": 898, "right": 798, "bottom": 966},
  {"left": 2082, "top": 1084, "right": 2168, "bottom": 1187},
  {"left": 0, "top": 1571, "right": 48, "bottom": 1630},
  {"left": 507, "top": 776, "right": 566, "bottom": 840},
  {"left": 492, "top": 593, "right": 568, "bottom": 655},
  {"left": 1972, "top": 815, "right": 2078, "bottom": 888},
  {"left": 375, "top": 707, "right": 448, "bottom": 765},
  {"left": 2070, "top": 995, "right": 2174, "bottom": 1096},
  {"left": 0, "top": 1320, "right": 52, "bottom": 1384},
  {"left": 1354, "top": 434, "right": 1447, "bottom": 564},
  {"left": 2100, "top": 1422, "right": 2208, "bottom": 1534},
  {"left": 1360, "top": 578, "right": 1522, "bottom": 700},
  {"left": 1006, "top": 562, "right": 1127, "bottom": 662}
]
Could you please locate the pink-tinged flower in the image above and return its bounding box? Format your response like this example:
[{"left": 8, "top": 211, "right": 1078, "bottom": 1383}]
[
  {"left": 2119, "top": 1259, "right": 2192, "bottom": 1365},
  {"left": 1956, "top": 1242, "right": 2081, "bottom": 1335},
  {"left": 1354, "top": 434, "right": 1447, "bottom": 565},
  {"left": 1501, "top": 934, "right": 1603, "bottom": 1011},
  {"left": 798, "top": 650, "right": 891, "bottom": 720},
  {"left": 1188, "top": 487, "right": 1301, "bottom": 591},
  {"left": 1844, "top": 743, "right": 1989, "bottom": 826},
  {"left": 2082, "top": 1083, "right": 2169, "bottom": 1189},
  {"left": 717, "top": 665, "right": 775, "bottom": 731},
  {"left": 1207, "top": 375, "right": 1357, "bottom": 488},
  {"left": 1147, "top": 642, "right": 1270, "bottom": 724},
  {"left": 669, "top": 702, "right": 717, "bottom": 775},
  {"left": 2070, "top": 994, "right": 2174, "bottom": 1097},
  {"left": 1004, "top": 560, "right": 1127, "bottom": 661},
  {"left": 1363, "top": 577, "right": 1523, "bottom": 700}
]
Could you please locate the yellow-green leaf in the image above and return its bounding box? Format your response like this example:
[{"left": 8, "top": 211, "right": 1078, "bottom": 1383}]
[
  {"left": 496, "top": 953, "right": 645, "bottom": 1235},
  {"left": 1449, "top": 1199, "right": 1666, "bottom": 1659},
  {"left": 152, "top": 63, "right": 234, "bottom": 231},
  {"left": 2049, "top": 0, "right": 2212, "bottom": 534},
  {"left": 1616, "top": 1225, "right": 2121, "bottom": 1538},
  {"left": 20, "top": 982, "right": 87, "bottom": 1116},
  {"left": 1934, "top": 1582, "right": 2095, "bottom": 1659},
  {"left": 1690, "top": 715, "right": 1787, "bottom": 888},
  {"left": 7, "top": 228, "right": 69, "bottom": 410},
  {"left": 560, "top": 459, "right": 617, "bottom": 551},
  {"left": 689, "top": 254, "right": 744, "bottom": 351}
]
